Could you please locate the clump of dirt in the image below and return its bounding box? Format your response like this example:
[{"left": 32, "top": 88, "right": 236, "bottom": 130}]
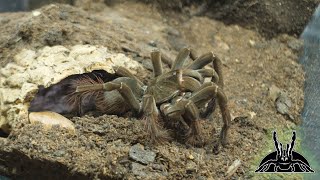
[
  {"left": 0, "top": 114, "right": 266, "bottom": 179},
  {"left": 203, "top": 0, "right": 319, "bottom": 38},
  {"left": 142, "top": 0, "right": 319, "bottom": 38},
  {"left": 0, "top": 2, "right": 305, "bottom": 179}
]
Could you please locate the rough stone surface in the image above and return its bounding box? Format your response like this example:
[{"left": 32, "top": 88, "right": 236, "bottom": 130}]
[
  {"left": 29, "top": 111, "right": 75, "bottom": 133},
  {"left": 0, "top": 45, "right": 144, "bottom": 133},
  {"left": 129, "top": 143, "right": 156, "bottom": 165}
]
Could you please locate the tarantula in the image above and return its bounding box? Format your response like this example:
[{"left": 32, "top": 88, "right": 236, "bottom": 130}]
[{"left": 69, "top": 48, "right": 231, "bottom": 147}]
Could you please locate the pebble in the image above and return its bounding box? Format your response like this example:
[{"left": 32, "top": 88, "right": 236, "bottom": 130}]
[
  {"left": 226, "top": 159, "right": 241, "bottom": 178},
  {"left": 276, "top": 93, "right": 292, "bottom": 115},
  {"left": 131, "top": 162, "right": 166, "bottom": 178},
  {"left": 53, "top": 150, "right": 65, "bottom": 157},
  {"left": 268, "top": 85, "right": 293, "bottom": 118},
  {"left": 148, "top": 40, "right": 157, "bottom": 47},
  {"left": 129, "top": 143, "right": 156, "bottom": 165},
  {"left": 32, "top": 11, "right": 41, "bottom": 17},
  {"left": 187, "top": 154, "right": 194, "bottom": 160},
  {"left": 219, "top": 42, "right": 230, "bottom": 51},
  {"left": 268, "top": 85, "right": 281, "bottom": 102},
  {"left": 287, "top": 39, "right": 303, "bottom": 53},
  {"left": 186, "top": 161, "right": 197, "bottom": 174},
  {"left": 249, "top": 39, "right": 256, "bottom": 47},
  {"left": 131, "top": 162, "right": 147, "bottom": 177},
  {"left": 29, "top": 111, "right": 76, "bottom": 134}
]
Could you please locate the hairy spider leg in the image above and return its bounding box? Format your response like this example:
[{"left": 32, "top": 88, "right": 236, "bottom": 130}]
[
  {"left": 189, "top": 82, "right": 231, "bottom": 146},
  {"left": 151, "top": 50, "right": 163, "bottom": 77},
  {"left": 142, "top": 94, "right": 171, "bottom": 143},
  {"left": 171, "top": 48, "right": 191, "bottom": 70},
  {"left": 187, "top": 52, "right": 225, "bottom": 119}
]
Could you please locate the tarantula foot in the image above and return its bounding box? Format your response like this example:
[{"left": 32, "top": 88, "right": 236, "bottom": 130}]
[
  {"left": 143, "top": 116, "right": 171, "bottom": 144},
  {"left": 150, "top": 130, "right": 171, "bottom": 144},
  {"left": 185, "top": 133, "right": 205, "bottom": 147}
]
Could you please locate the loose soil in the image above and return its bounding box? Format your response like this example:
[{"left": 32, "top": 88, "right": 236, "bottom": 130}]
[{"left": 0, "top": 1, "right": 306, "bottom": 179}]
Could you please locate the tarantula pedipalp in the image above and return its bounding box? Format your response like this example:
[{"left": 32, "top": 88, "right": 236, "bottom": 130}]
[{"left": 70, "top": 48, "right": 231, "bottom": 147}]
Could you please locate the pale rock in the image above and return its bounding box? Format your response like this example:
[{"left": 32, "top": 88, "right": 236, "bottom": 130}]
[
  {"left": 249, "top": 40, "right": 256, "bottom": 47},
  {"left": 269, "top": 85, "right": 281, "bottom": 102},
  {"left": 1, "top": 45, "right": 144, "bottom": 133},
  {"left": 32, "top": 11, "right": 41, "bottom": 17},
  {"left": 29, "top": 111, "right": 75, "bottom": 133}
]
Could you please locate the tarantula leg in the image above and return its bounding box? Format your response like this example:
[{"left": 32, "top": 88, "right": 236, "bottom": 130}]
[
  {"left": 190, "top": 49, "right": 199, "bottom": 60},
  {"left": 142, "top": 95, "right": 170, "bottom": 143},
  {"left": 162, "top": 99, "right": 204, "bottom": 146},
  {"left": 160, "top": 53, "right": 173, "bottom": 68},
  {"left": 197, "top": 69, "right": 219, "bottom": 84},
  {"left": 113, "top": 66, "right": 143, "bottom": 86},
  {"left": 181, "top": 76, "right": 202, "bottom": 92},
  {"left": 187, "top": 52, "right": 224, "bottom": 88},
  {"left": 195, "top": 69, "right": 219, "bottom": 118},
  {"left": 201, "top": 98, "right": 217, "bottom": 118},
  {"left": 189, "top": 83, "right": 231, "bottom": 146},
  {"left": 182, "top": 69, "right": 203, "bottom": 83},
  {"left": 176, "top": 71, "right": 202, "bottom": 92},
  {"left": 171, "top": 48, "right": 190, "bottom": 70},
  {"left": 183, "top": 100, "right": 205, "bottom": 147},
  {"left": 76, "top": 81, "right": 141, "bottom": 114},
  {"left": 151, "top": 50, "right": 163, "bottom": 77}
]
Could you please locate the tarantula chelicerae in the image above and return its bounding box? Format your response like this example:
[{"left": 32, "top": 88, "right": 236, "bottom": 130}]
[{"left": 69, "top": 48, "right": 231, "bottom": 147}]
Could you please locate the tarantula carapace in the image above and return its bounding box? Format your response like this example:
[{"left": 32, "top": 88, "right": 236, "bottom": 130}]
[{"left": 69, "top": 48, "right": 231, "bottom": 147}]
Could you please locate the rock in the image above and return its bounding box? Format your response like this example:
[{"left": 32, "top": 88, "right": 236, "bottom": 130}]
[
  {"left": 131, "top": 162, "right": 147, "bottom": 177},
  {"left": 249, "top": 40, "right": 256, "bottom": 47},
  {"left": 42, "top": 29, "right": 66, "bottom": 46},
  {"left": 29, "top": 111, "right": 75, "bottom": 133},
  {"left": 226, "top": 159, "right": 241, "bottom": 178},
  {"left": 187, "top": 154, "right": 194, "bottom": 160},
  {"left": 32, "top": 11, "right": 41, "bottom": 17},
  {"left": 268, "top": 85, "right": 281, "bottom": 102},
  {"left": 129, "top": 143, "right": 156, "bottom": 165},
  {"left": 219, "top": 42, "right": 230, "bottom": 51},
  {"left": 148, "top": 40, "right": 157, "bottom": 47},
  {"left": 269, "top": 85, "right": 293, "bottom": 119},
  {"left": 287, "top": 39, "right": 304, "bottom": 54},
  {"left": 186, "top": 161, "right": 197, "bottom": 174},
  {"left": 276, "top": 93, "right": 292, "bottom": 115},
  {"left": 131, "top": 162, "right": 166, "bottom": 178},
  {"left": 165, "top": 27, "right": 180, "bottom": 36},
  {"left": 53, "top": 150, "right": 66, "bottom": 157},
  {"left": 1, "top": 45, "right": 144, "bottom": 133}
]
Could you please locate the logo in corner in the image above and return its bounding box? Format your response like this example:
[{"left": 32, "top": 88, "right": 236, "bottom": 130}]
[{"left": 255, "top": 131, "right": 314, "bottom": 173}]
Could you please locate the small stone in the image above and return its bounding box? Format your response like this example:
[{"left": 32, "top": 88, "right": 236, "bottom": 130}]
[
  {"left": 131, "top": 162, "right": 147, "bottom": 177},
  {"left": 218, "top": 42, "right": 230, "bottom": 51},
  {"left": 165, "top": 27, "right": 180, "bottom": 36},
  {"left": 226, "top": 159, "right": 241, "bottom": 178},
  {"left": 249, "top": 40, "right": 256, "bottom": 47},
  {"left": 187, "top": 154, "right": 194, "bottom": 160},
  {"left": 287, "top": 39, "right": 303, "bottom": 53},
  {"left": 269, "top": 85, "right": 281, "bottom": 102},
  {"left": 148, "top": 40, "right": 157, "bottom": 47},
  {"left": 32, "top": 11, "right": 41, "bottom": 17},
  {"left": 53, "top": 150, "right": 65, "bottom": 157},
  {"left": 248, "top": 111, "right": 256, "bottom": 119},
  {"left": 276, "top": 93, "right": 292, "bottom": 115},
  {"left": 186, "top": 161, "right": 197, "bottom": 174},
  {"left": 129, "top": 143, "right": 156, "bottom": 164},
  {"left": 29, "top": 111, "right": 75, "bottom": 133},
  {"left": 59, "top": 11, "right": 68, "bottom": 20}
]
